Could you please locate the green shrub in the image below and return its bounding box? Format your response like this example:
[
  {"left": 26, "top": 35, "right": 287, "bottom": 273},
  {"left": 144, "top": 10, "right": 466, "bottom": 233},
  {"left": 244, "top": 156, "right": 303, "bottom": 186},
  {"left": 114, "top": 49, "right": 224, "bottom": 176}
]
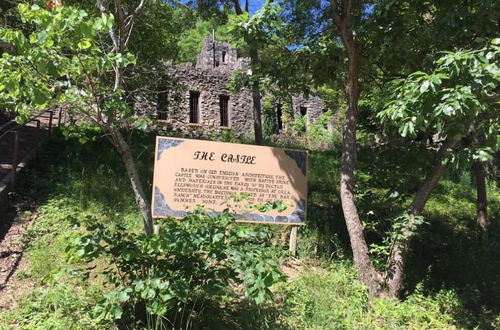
[
  {"left": 0, "top": 284, "right": 105, "bottom": 329},
  {"left": 290, "top": 115, "right": 307, "bottom": 136},
  {"left": 66, "top": 208, "right": 285, "bottom": 328},
  {"left": 283, "top": 263, "right": 368, "bottom": 329},
  {"left": 282, "top": 263, "right": 459, "bottom": 329},
  {"left": 307, "top": 110, "right": 341, "bottom": 146}
]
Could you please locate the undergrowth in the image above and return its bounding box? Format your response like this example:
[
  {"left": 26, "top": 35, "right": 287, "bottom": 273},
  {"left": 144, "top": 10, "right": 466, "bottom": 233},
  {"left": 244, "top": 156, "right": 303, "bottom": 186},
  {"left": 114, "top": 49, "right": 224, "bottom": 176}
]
[
  {"left": 282, "top": 262, "right": 461, "bottom": 329},
  {"left": 0, "top": 129, "right": 498, "bottom": 329}
]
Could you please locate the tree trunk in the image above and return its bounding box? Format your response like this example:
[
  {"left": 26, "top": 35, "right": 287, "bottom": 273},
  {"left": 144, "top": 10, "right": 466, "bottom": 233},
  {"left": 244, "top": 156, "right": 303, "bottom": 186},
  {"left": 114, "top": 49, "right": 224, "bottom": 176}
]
[
  {"left": 340, "top": 111, "right": 384, "bottom": 296},
  {"left": 110, "top": 128, "right": 154, "bottom": 235},
  {"left": 249, "top": 47, "right": 264, "bottom": 145},
  {"left": 95, "top": 0, "right": 153, "bottom": 235},
  {"left": 114, "top": 66, "right": 124, "bottom": 91},
  {"left": 472, "top": 160, "right": 488, "bottom": 239},
  {"left": 331, "top": 0, "right": 383, "bottom": 297},
  {"left": 339, "top": 43, "right": 383, "bottom": 298},
  {"left": 232, "top": 1, "right": 264, "bottom": 145},
  {"left": 385, "top": 138, "right": 460, "bottom": 297}
]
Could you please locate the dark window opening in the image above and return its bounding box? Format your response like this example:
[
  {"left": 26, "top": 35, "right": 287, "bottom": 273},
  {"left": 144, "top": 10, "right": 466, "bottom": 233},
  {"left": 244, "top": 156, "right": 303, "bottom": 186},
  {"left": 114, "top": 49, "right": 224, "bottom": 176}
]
[
  {"left": 219, "top": 95, "right": 229, "bottom": 127},
  {"left": 300, "top": 106, "right": 307, "bottom": 116},
  {"left": 189, "top": 91, "right": 200, "bottom": 123},
  {"left": 322, "top": 109, "right": 330, "bottom": 128},
  {"left": 222, "top": 51, "right": 227, "bottom": 63},
  {"left": 276, "top": 103, "right": 283, "bottom": 132},
  {"left": 215, "top": 60, "right": 220, "bottom": 67},
  {"left": 157, "top": 90, "right": 168, "bottom": 120}
]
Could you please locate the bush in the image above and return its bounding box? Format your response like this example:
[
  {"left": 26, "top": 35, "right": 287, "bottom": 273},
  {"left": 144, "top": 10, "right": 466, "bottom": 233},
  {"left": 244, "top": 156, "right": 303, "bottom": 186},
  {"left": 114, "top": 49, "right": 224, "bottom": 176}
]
[
  {"left": 290, "top": 115, "right": 307, "bottom": 136},
  {"left": 0, "top": 284, "right": 104, "bottom": 329},
  {"left": 307, "top": 109, "right": 341, "bottom": 146},
  {"left": 66, "top": 208, "right": 285, "bottom": 328},
  {"left": 281, "top": 263, "right": 458, "bottom": 329},
  {"left": 282, "top": 263, "right": 369, "bottom": 329}
]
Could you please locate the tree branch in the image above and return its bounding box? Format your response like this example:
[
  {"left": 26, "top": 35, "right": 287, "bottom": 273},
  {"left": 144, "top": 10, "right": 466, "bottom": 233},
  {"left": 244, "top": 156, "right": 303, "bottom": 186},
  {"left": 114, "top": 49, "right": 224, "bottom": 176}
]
[
  {"left": 409, "top": 137, "right": 460, "bottom": 215},
  {"left": 329, "top": 0, "right": 342, "bottom": 29},
  {"left": 133, "top": 0, "right": 147, "bottom": 16},
  {"left": 114, "top": 0, "right": 126, "bottom": 52},
  {"left": 97, "top": 0, "right": 119, "bottom": 51},
  {"left": 232, "top": 0, "right": 243, "bottom": 15},
  {"left": 123, "top": 0, "right": 148, "bottom": 48}
]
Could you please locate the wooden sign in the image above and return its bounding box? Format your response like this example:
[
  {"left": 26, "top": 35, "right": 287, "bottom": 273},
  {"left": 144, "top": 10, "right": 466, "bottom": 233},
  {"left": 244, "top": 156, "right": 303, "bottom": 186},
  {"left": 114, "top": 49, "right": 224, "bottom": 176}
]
[{"left": 152, "top": 137, "right": 307, "bottom": 224}]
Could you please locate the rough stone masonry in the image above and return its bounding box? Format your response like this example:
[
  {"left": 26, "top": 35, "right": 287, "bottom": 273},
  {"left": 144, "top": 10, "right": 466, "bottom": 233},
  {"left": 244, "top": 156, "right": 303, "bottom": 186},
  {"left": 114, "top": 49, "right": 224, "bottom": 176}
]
[{"left": 156, "top": 37, "right": 326, "bottom": 138}]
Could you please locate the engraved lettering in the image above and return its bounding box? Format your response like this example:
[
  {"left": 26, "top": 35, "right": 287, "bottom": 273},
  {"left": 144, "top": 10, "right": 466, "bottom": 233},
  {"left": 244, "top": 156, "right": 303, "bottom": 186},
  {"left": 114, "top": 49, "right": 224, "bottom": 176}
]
[{"left": 193, "top": 151, "right": 215, "bottom": 161}]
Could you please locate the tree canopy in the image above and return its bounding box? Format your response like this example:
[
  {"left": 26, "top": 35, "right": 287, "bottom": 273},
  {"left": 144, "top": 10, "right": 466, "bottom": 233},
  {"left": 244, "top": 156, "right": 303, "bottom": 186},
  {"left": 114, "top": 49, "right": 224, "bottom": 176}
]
[{"left": 0, "top": 1, "right": 499, "bottom": 324}]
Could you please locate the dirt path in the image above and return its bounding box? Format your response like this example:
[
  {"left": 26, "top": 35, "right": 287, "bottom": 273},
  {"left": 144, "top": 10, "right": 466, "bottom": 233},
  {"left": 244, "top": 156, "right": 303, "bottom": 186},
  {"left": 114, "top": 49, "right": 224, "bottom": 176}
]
[
  {"left": 0, "top": 110, "right": 64, "bottom": 311},
  {"left": 0, "top": 198, "right": 38, "bottom": 312}
]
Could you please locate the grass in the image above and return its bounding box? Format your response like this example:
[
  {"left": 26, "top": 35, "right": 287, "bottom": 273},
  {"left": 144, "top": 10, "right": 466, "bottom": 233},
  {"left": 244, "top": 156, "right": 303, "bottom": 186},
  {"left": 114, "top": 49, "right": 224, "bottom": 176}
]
[
  {"left": 0, "top": 282, "right": 110, "bottom": 329},
  {"left": 0, "top": 127, "right": 498, "bottom": 329},
  {"left": 281, "top": 262, "right": 463, "bottom": 329}
]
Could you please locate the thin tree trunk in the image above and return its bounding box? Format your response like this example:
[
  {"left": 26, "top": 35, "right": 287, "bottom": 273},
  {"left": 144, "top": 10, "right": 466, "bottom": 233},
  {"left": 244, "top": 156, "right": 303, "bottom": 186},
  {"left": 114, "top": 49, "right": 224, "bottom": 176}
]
[
  {"left": 331, "top": 0, "right": 383, "bottom": 297},
  {"left": 409, "top": 139, "right": 460, "bottom": 215},
  {"left": 232, "top": 0, "right": 243, "bottom": 15},
  {"left": 231, "top": 1, "right": 264, "bottom": 145},
  {"left": 473, "top": 160, "right": 488, "bottom": 239},
  {"left": 114, "top": 66, "right": 124, "bottom": 91},
  {"left": 385, "top": 138, "right": 460, "bottom": 297},
  {"left": 110, "top": 128, "right": 154, "bottom": 235},
  {"left": 249, "top": 47, "right": 264, "bottom": 145},
  {"left": 340, "top": 108, "right": 383, "bottom": 296},
  {"left": 96, "top": 0, "right": 154, "bottom": 235},
  {"left": 251, "top": 86, "right": 264, "bottom": 145},
  {"left": 339, "top": 43, "right": 383, "bottom": 298}
]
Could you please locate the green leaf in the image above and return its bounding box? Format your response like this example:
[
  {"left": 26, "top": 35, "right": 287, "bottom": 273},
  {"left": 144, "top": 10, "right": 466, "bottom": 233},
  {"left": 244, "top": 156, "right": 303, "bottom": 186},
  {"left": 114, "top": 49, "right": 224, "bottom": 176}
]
[
  {"left": 113, "top": 307, "right": 123, "bottom": 320},
  {"left": 141, "top": 287, "right": 156, "bottom": 299},
  {"left": 133, "top": 118, "right": 148, "bottom": 130},
  {"left": 32, "top": 88, "right": 49, "bottom": 105},
  {"left": 420, "top": 80, "right": 430, "bottom": 93},
  {"left": 77, "top": 39, "right": 91, "bottom": 50},
  {"left": 400, "top": 124, "right": 408, "bottom": 137},
  {"left": 212, "top": 233, "right": 224, "bottom": 243},
  {"left": 117, "top": 290, "right": 130, "bottom": 302},
  {"left": 37, "top": 30, "right": 48, "bottom": 43}
]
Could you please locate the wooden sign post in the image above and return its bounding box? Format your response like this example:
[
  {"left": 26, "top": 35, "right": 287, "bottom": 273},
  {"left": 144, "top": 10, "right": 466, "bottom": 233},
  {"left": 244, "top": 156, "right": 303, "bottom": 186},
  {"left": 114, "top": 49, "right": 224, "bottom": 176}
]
[
  {"left": 152, "top": 137, "right": 308, "bottom": 225},
  {"left": 289, "top": 226, "right": 298, "bottom": 257}
]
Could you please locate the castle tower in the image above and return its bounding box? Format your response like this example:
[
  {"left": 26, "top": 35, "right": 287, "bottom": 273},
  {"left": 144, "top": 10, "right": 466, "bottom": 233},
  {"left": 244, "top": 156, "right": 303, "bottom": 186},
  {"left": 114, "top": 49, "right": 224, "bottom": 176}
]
[{"left": 196, "top": 37, "right": 242, "bottom": 72}]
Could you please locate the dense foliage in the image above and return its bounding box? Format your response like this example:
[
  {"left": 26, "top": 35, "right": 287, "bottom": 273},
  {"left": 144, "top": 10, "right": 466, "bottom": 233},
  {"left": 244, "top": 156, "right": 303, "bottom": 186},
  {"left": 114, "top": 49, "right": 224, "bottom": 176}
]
[
  {"left": 66, "top": 208, "right": 284, "bottom": 326},
  {"left": 379, "top": 39, "right": 499, "bottom": 155},
  {"left": 0, "top": 0, "right": 499, "bottom": 328},
  {"left": 1, "top": 129, "right": 498, "bottom": 328}
]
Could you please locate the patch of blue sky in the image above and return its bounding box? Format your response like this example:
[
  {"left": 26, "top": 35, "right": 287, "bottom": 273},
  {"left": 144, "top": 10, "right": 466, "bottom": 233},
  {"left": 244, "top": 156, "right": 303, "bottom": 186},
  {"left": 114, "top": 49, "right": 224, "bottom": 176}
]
[
  {"left": 172, "top": 0, "right": 375, "bottom": 50},
  {"left": 175, "top": 0, "right": 264, "bottom": 15}
]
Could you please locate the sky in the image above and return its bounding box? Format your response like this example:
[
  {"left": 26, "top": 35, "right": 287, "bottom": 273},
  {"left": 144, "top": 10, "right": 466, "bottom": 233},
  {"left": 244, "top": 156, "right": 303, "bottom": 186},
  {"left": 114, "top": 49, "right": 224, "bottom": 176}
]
[
  {"left": 246, "top": 0, "right": 266, "bottom": 14},
  {"left": 178, "top": 1, "right": 375, "bottom": 17},
  {"left": 178, "top": 0, "right": 267, "bottom": 15}
]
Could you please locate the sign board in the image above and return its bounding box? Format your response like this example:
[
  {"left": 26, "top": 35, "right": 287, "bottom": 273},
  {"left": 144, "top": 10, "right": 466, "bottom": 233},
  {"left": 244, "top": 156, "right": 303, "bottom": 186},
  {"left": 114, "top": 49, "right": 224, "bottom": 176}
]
[{"left": 152, "top": 137, "right": 307, "bottom": 224}]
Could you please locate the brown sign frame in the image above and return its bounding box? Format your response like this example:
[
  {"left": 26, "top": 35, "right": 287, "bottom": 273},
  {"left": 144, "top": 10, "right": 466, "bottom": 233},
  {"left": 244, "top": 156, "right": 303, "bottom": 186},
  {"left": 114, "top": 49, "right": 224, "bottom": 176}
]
[{"left": 151, "top": 137, "right": 307, "bottom": 225}]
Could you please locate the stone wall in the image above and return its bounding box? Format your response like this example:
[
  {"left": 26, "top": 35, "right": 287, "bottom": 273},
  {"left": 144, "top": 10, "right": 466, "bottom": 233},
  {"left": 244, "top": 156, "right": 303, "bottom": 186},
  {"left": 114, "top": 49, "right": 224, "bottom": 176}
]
[
  {"left": 196, "top": 38, "right": 249, "bottom": 73},
  {"left": 292, "top": 94, "right": 325, "bottom": 124},
  {"left": 159, "top": 64, "right": 254, "bottom": 138},
  {"left": 156, "top": 37, "right": 327, "bottom": 139}
]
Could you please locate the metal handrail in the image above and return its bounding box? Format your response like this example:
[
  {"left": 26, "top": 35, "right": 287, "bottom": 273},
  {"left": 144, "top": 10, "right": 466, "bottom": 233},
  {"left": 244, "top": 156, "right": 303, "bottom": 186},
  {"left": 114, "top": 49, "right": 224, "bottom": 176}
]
[
  {"left": 0, "top": 109, "right": 55, "bottom": 140},
  {"left": 0, "top": 108, "right": 63, "bottom": 189}
]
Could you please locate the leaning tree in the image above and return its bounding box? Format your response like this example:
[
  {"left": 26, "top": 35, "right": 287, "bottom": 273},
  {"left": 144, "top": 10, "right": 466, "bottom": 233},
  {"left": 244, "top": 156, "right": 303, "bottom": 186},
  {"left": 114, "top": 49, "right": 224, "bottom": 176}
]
[{"left": 0, "top": 3, "right": 155, "bottom": 234}]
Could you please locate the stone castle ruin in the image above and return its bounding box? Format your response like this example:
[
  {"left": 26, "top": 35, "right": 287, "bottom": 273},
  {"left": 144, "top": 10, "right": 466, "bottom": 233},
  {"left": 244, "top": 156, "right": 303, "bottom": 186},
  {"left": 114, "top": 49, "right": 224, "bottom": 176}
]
[{"left": 156, "top": 37, "right": 326, "bottom": 138}]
